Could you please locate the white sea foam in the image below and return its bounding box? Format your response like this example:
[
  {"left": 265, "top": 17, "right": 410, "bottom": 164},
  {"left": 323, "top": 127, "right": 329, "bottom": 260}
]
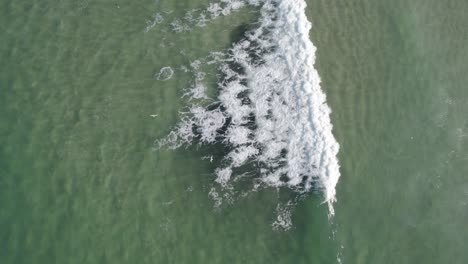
[
  {"left": 145, "top": 12, "right": 164, "bottom": 32},
  {"left": 155, "top": 67, "right": 174, "bottom": 81},
  {"left": 159, "top": 0, "right": 340, "bottom": 215},
  {"left": 272, "top": 201, "right": 294, "bottom": 230}
]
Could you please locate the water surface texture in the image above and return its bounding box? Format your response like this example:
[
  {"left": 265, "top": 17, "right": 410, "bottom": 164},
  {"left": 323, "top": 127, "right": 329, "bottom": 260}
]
[{"left": 1, "top": 0, "right": 467, "bottom": 263}]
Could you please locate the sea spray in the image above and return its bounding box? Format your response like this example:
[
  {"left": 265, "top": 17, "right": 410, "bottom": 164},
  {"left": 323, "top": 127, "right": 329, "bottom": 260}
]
[{"left": 158, "top": 0, "right": 340, "bottom": 218}]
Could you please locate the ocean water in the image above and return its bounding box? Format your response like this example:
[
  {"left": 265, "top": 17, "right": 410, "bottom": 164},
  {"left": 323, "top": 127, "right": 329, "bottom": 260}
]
[{"left": 1, "top": 0, "right": 467, "bottom": 263}]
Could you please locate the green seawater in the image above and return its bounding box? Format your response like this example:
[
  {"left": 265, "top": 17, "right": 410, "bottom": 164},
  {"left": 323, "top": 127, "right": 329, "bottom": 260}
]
[{"left": 1, "top": 0, "right": 467, "bottom": 263}]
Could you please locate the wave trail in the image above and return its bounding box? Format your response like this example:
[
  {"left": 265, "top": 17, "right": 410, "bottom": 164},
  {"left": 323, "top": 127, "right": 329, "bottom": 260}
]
[{"left": 159, "top": 0, "right": 341, "bottom": 215}]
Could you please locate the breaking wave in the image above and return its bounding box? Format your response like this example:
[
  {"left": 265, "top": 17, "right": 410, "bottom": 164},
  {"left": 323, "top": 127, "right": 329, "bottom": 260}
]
[{"left": 157, "top": 0, "right": 340, "bottom": 217}]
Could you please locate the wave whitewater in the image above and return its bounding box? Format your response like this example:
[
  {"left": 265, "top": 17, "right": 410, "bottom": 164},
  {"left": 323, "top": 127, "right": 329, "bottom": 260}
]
[{"left": 158, "top": 0, "right": 340, "bottom": 216}]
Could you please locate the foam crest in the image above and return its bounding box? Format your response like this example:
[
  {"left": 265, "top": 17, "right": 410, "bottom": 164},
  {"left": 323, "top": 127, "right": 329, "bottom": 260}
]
[{"left": 159, "top": 0, "right": 340, "bottom": 215}]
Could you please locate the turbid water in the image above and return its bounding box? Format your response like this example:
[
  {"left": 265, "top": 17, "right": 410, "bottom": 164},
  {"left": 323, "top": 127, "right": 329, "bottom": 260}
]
[{"left": 1, "top": 0, "right": 467, "bottom": 263}]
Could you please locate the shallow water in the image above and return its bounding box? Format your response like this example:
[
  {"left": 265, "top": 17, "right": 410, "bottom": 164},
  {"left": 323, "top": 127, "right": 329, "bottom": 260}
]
[{"left": 1, "top": 0, "right": 467, "bottom": 263}]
